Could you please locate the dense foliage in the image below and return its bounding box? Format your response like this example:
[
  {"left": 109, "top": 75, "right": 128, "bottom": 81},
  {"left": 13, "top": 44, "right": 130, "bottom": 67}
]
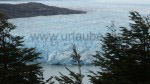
[
  {"left": 0, "top": 13, "right": 44, "bottom": 84},
  {"left": 89, "top": 11, "right": 150, "bottom": 84}
]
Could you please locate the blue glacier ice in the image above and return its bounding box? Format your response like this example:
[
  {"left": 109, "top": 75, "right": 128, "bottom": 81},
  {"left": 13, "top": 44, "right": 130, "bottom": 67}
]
[{"left": 1, "top": 0, "right": 150, "bottom": 64}]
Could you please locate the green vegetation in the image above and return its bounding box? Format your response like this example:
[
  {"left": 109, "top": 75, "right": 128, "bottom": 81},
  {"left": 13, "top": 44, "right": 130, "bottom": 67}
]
[
  {"left": 0, "top": 13, "right": 44, "bottom": 84},
  {"left": 55, "top": 45, "right": 83, "bottom": 84},
  {"left": 89, "top": 11, "right": 150, "bottom": 84}
]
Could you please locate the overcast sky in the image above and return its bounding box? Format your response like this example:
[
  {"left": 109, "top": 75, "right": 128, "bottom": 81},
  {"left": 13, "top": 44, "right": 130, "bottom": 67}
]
[{"left": 0, "top": 0, "right": 150, "bottom": 4}]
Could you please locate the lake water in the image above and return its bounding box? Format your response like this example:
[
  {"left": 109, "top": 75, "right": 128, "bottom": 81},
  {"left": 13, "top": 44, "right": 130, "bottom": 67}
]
[
  {"left": 1, "top": 0, "right": 150, "bottom": 83},
  {"left": 42, "top": 64, "right": 99, "bottom": 84}
]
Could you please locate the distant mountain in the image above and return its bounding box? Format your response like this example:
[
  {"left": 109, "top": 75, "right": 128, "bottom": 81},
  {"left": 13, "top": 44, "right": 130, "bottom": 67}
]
[{"left": 0, "top": 2, "right": 86, "bottom": 19}]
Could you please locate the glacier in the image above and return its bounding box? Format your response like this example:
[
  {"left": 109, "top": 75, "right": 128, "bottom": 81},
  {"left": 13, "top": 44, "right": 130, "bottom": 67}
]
[{"left": 1, "top": 0, "right": 150, "bottom": 64}]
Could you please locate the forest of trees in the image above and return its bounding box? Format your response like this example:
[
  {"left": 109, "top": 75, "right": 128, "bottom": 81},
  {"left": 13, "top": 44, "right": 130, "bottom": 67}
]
[{"left": 0, "top": 11, "right": 150, "bottom": 84}]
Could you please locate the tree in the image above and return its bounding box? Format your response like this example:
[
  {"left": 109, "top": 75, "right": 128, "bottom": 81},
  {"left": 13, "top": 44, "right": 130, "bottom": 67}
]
[
  {"left": 0, "top": 13, "right": 44, "bottom": 84},
  {"left": 89, "top": 11, "right": 150, "bottom": 84},
  {"left": 55, "top": 45, "right": 84, "bottom": 84}
]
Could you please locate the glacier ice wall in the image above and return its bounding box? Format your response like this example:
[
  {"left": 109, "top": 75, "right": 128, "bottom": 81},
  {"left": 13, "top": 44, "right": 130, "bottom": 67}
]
[{"left": 5, "top": 0, "right": 150, "bottom": 64}]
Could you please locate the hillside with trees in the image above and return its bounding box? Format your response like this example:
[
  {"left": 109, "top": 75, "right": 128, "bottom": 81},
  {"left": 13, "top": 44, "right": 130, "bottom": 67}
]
[{"left": 0, "top": 2, "right": 86, "bottom": 19}]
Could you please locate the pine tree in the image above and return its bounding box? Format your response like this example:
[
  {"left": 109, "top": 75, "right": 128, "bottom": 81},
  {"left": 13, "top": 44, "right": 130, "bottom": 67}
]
[
  {"left": 55, "top": 45, "right": 84, "bottom": 84},
  {"left": 0, "top": 13, "right": 44, "bottom": 84},
  {"left": 89, "top": 11, "right": 150, "bottom": 84}
]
